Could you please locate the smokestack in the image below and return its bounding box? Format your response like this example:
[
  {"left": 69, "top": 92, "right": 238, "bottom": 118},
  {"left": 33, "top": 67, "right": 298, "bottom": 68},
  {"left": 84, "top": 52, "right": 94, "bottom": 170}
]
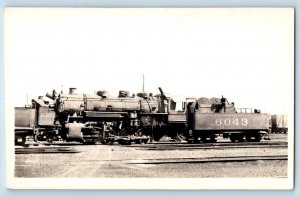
[{"left": 69, "top": 88, "right": 77, "bottom": 95}]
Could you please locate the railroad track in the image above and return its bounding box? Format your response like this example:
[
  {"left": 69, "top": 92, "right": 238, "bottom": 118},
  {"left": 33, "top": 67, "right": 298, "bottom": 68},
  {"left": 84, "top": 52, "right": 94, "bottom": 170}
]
[
  {"left": 15, "top": 140, "right": 287, "bottom": 152},
  {"left": 128, "top": 141, "right": 288, "bottom": 150},
  {"left": 15, "top": 146, "right": 79, "bottom": 154},
  {"left": 125, "top": 155, "right": 288, "bottom": 164},
  {"left": 19, "top": 139, "right": 287, "bottom": 146},
  {"left": 15, "top": 137, "right": 287, "bottom": 153}
]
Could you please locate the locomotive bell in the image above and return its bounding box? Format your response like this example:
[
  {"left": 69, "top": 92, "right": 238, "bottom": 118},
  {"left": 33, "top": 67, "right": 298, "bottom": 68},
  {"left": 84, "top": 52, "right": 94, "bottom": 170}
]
[{"left": 69, "top": 88, "right": 77, "bottom": 95}]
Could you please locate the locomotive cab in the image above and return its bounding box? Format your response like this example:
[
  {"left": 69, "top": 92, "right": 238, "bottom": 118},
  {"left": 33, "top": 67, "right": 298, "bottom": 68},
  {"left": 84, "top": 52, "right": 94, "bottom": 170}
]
[{"left": 31, "top": 97, "right": 59, "bottom": 143}]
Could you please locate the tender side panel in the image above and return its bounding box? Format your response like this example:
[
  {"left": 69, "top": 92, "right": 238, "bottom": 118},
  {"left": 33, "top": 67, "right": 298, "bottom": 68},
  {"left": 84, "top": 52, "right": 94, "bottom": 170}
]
[{"left": 193, "top": 113, "right": 270, "bottom": 131}]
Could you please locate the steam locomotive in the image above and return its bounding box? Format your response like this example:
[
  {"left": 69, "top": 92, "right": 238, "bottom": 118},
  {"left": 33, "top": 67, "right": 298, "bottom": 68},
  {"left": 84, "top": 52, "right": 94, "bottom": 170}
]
[
  {"left": 15, "top": 87, "right": 186, "bottom": 145},
  {"left": 14, "top": 87, "right": 271, "bottom": 145}
]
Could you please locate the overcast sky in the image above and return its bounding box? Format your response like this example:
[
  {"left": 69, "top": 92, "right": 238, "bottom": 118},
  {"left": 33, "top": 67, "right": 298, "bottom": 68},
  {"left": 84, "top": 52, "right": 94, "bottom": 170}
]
[{"left": 5, "top": 8, "right": 294, "bottom": 114}]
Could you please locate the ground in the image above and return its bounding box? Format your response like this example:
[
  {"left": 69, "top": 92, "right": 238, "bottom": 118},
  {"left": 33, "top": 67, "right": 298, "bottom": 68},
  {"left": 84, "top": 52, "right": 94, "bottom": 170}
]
[{"left": 14, "top": 134, "right": 288, "bottom": 178}]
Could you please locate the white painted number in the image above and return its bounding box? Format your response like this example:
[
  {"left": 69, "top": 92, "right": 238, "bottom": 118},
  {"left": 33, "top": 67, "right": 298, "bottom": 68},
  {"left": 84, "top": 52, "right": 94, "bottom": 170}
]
[
  {"left": 232, "top": 118, "right": 239, "bottom": 126},
  {"left": 215, "top": 118, "right": 248, "bottom": 126},
  {"left": 216, "top": 118, "right": 222, "bottom": 125},
  {"left": 241, "top": 118, "right": 248, "bottom": 126},
  {"left": 224, "top": 118, "right": 230, "bottom": 125}
]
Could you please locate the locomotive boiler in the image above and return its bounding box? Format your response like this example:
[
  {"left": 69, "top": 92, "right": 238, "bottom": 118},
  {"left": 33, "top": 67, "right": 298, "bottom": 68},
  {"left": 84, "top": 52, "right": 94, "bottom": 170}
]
[{"left": 44, "top": 87, "right": 185, "bottom": 144}]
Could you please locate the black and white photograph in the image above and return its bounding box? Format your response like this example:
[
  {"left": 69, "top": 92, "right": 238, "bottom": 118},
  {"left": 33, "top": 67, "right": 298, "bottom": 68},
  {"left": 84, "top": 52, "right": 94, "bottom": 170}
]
[{"left": 5, "top": 8, "right": 294, "bottom": 189}]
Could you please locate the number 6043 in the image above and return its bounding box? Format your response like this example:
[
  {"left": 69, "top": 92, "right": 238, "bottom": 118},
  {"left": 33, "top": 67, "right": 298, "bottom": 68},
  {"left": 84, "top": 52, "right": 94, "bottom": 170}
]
[{"left": 215, "top": 118, "right": 248, "bottom": 126}]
